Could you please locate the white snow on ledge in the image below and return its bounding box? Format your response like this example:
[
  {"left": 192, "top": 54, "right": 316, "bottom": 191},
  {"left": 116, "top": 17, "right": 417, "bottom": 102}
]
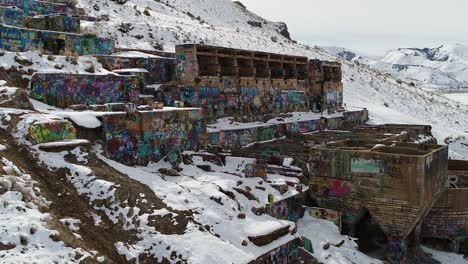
[{"left": 34, "top": 139, "right": 91, "bottom": 149}]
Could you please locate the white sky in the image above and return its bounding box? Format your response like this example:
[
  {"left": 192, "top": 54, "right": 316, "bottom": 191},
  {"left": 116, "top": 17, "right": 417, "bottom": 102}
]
[{"left": 238, "top": 0, "right": 468, "bottom": 56}]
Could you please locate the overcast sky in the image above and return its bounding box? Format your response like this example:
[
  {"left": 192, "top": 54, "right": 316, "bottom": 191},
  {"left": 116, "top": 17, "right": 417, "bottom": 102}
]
[{"left": 238, "top": 0, "right": 468, "bottom": 56}]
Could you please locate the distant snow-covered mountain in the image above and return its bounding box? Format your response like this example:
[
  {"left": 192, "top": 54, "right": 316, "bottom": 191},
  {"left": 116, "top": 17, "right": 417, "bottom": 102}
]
[{"left": 325, "top": 44, "right": 468, "bottom": 92}]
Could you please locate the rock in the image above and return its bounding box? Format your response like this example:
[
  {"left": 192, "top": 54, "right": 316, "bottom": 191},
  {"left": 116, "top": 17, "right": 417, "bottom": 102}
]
[
  {"left": 20, "top": 235, "right": 28, "bottom": 246},
  {"left": 237, "top": 213, "right": 246, "bottom": 219},
  {"left": 248, "top": 225, "right": 290, "bottom": 246},
  {"left": 233, "top": 187, "right": 258, "bottom": 201},
  {"left": 158, "top": 168, "right": 181, "bottom": 177},
  {"left": 323, "top": 242, "right": 331, "bottom": 250},
  {"left": 196, "top": 164, "right": 212, "bottom": 172},
  {"left": 334, "top": 240, "right": 345, "bottom": 248},
  {"left": 242, "top": 240, "right": 248, "bottom": 246}
]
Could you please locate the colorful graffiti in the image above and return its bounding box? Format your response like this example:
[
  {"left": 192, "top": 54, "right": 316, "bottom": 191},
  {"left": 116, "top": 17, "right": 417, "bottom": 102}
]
[
  {"left": 0, "top": 0, "right": 69, "bottom": 16},
  {"left": 0, "top": 24, "right": 114, "bottom": 55},
  {"left": 24, "top": 15, "right": 80, "bottom": 33},
  {"left": 267, "top": 195, "right": 303, "bottom": 222},
  {"left": 385, "top": 235, "right": 407, "bottom": 263},
  {"left": 244, "top": 160, "right": 267, "bottom": 179},
  {"left": 97, "top": 55, "right": 174, "bottom": 84},
  {"left": 351, "top": 158, "right": 385, "bottom": 176},
  {"left": 102, "top": 109, "right": 204, "bottom": 165},
  {"left": 28, "top": 121, "right": 77, "bottom": 144},
  {"left": 253, "top": 238, "right": 303, "bottom": 264},
  {"left": 306, "top": 207, "right": 341, "bottom": 227},
  {"left": 222, "top": 77, "right": 236, "bottom": 93},
  {"left": 311, "top": 179, "right": 353, "bottom": 198},
  {"left": 0, "top": 7, "right": 25, "bottom": 27},
  {"left": 31, "top": 73, "right": 141, "bottom": 108}
]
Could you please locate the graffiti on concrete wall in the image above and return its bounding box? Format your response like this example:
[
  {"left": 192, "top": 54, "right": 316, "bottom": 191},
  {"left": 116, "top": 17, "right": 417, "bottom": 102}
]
[
  {"left": 102, "top": 109, "right": 204, "bottom": 165},
  {"left": 351, "top": 158, "right": 385, "bottom": 176},
  {"left": 222, "top": 77, "right": 236, "bottom": 93},
  {"left": 0, "top": 7, "right": 25, "bottom": 27},
  {"left": 267, "top": 195, "right": 303, "bottom": 222},
  {"left": 97, "top": 55, "right": 174, "bottom": 84},
  {"left": 158, "top": 83, "right": 325, "bottom": 121},
  {"left": 0, "top": 0, "right": 69, "bottom": 16},
  {"left": 24, "top": 15, "right": 80, "bottom": 33},
  {"left": 306, "top": 207, "right": 341, "bottom": 227},
  {"left": 0, "top": 24, "right": 114, "bottom": 55},
  {"left": 31, "top": 73, "right": 140, "bottom": 108},
  {"left": 28, "top": 121, "right": 77, "bottom": 144},
  {"left": 311, "top": 179, "right": 353, "bottom": 198},
  {"left": 385, "top": 235, "right": 407, "bottom": 264},
  {"left": 254, "top": 238, "right": 302, "bottom": 264}
]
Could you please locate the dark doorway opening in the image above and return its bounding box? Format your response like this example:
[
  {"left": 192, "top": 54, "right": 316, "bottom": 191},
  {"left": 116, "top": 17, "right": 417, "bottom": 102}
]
[{"left": 43, "top": 37, "right": 65, "bottom": 55}]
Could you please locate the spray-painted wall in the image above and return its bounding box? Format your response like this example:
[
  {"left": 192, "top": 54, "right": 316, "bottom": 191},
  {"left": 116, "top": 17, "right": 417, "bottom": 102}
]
[
  {"left": 0, "top": 6, "right": 25, "bottom": 27},
  {"left": 159, "top": 85, "right": 311, "bottom": 122},
  {"left": 24, "top": 15, "right": 80, "bottom": 33},
  {"left": 251, "top": 238, "right": 314, "bottom": 264},
  {"left": 309, "top": 141, "right": 448, "bottom": 237},
  {"left": 0, "top": 0, "right": 69, "bottom": 16},
  {"left": 101, "top": 109, "right": 204, "bottom": 165},
  {"left": 28, "top": 120, "right": 77, "bottom": 144},
  {"left": 0, "top": 24, "right": 113, "bottom": 55},
  {"left": 207, "top": 109, "right": 368, "bottom": 149},
  {"left": 422, "top": 161, "right": 468, "bottom": 253},
  {"left": 96, "top": 55, "right": 174, "bottom": 84},
  {"left": 31, "top": 73, "right": 141, "bottom": 108},
  {"left": 266, "top": 194, "right": 304, "bottom": 223}
]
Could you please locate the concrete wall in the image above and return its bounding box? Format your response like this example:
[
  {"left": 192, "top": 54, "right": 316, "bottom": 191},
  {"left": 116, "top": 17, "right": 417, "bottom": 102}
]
[
  {"left": 96, "top": 55, "right": 174, "bottom": 84},
  {"left": 159, "top": 84, "right": 312, "bottom": 122},
  {"left": 422, "top": 161, "right": 468, "bottom": 252},
  {"left": 266, "top": 193, "right": 305, "bottom": 223},
  {"left": 174, "top": 44, "right": 344, "bottom": 115},
  {"left": 0, "top": 0, "right": 69, "bottom": 16},
  {"left": 28, "top": 120, "right": 77, "bottom": 144},
  {"left": 250, "top": 238, "right": 314, "bottom": 264},
  {"left": 101, "top": 109, "right": 204, "bottom": 165},
  {"left": 24, "top": 14, "right": 80, "bottom": 33},
  {"left": 309, "top": 141, "right": 448, "bottom": 238},
  {"left": 206, "top": 109, "right": 368, "bottom": 149},
  {"left": 0, "top": 6, "right": 25, "bottom": 27},
  {"left": 31, "top": 73, "right": 141, "bottom": 108},
  {"left": 0, "top": 24, "right": 113, "bottom": 55}
]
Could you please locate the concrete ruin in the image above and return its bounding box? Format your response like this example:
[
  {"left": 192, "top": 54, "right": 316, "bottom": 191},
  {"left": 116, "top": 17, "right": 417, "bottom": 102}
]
[
  {"left": 96, "top": 51, "right": 174, "bottom": 85},
  {"left": 0, "top": 4, "right": 462, "bottom": 259},
  {"left": 31, "top": 73, "right": 142, "bottom": 108},
  {"left": 422, "top": 160, "right": 468, "bottom": 254},
  {"left": 171, "top": 44, "right": 344, "bottom": 123}
]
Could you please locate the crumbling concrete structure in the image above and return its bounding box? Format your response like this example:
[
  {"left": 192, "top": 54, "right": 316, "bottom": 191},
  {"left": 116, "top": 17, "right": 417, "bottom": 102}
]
[
  {"left": 171, "top": 44, "right": 344, "bottom": 122},
  {"left": 96, "top": 51, "right": 174, "bottom": 85},
  {"left": 0, "top": 24, "right": 113, "bottom": 54},
  {"left": 101, "top": 108, "right": 204, "bottom": 166},
  {"left": 31, "top": 73, "right": 142, "bottom": 108},
  {"left": 422, "top": 160, "right": 468, "bottom": 254},
  {"left": 23, "top": 14, "right": 80, "bottom": 33},
  {"left": 309, "top": 140, "right": 448, "bottom": 262}
]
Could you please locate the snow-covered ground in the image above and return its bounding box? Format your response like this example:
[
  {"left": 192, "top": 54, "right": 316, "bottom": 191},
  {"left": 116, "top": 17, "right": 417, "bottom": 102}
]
[
  {"left": 424, "top": 247, "right": 468, "bottom": 264},
  {"left": 0, "top": 0, "right": 468, "bottom": 262},
  {"left": 73, "top": 0, "right": 468, "bottom": 160},
  {"left": 444, "top": 93, "right": 468, "bottom": 105},
  {"left": 0, "top": 156, "right": 92, "bottom": 263},
  {"left": 324, "top": 44, "right": 468, "bottom": 92},
  {"left": 297, "top": 212, "right": 382, "bottom": 264}
]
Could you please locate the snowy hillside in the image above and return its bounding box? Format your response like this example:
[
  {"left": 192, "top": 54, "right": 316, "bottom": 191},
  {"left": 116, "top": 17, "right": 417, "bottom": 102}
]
[
  {"left": 77, "top": 0, "right": 468, "bottom": 160},
  {"left": 325, "top": 44, "right": 468, "bottom": 92},
  {"left": 2, "top": 0, "right": 468, "bottom": 263}
]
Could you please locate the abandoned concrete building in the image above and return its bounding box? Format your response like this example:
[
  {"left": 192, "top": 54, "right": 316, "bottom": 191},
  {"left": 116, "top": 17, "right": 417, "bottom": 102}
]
[{"left": 1, "top": 1, "right": 466, "bottom": 263}]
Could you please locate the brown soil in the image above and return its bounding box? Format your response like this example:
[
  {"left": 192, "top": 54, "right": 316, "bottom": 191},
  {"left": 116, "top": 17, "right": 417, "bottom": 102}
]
[{"left": 0, "top": 129, "right": 191, "bottom": 263}]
